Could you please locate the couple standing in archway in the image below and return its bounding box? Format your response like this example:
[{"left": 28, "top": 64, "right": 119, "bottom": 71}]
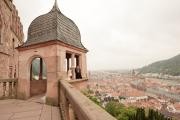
[
  {"left": 75, "top": 65, "right": 82, "bottom": 79},
  {"left": 67, "top": 65, "right": 82, "bottom": 80}
]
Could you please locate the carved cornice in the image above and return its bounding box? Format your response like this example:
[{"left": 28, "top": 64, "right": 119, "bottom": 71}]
[{"left": 17, "top": 40, "right": 88, "bottom": 53}]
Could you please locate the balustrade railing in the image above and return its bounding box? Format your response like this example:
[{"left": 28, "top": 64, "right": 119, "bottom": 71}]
[
  {"left": 0, "top": 79, "right": 17, "bottom": 99},
  {"left": 59, "top": 80, "right": 116, "bottom": 120}
]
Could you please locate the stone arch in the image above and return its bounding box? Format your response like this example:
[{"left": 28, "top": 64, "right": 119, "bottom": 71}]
[
  {"left": 27, "top": 55, "right": 47, "bottom": 75},
  {"left": 27, "top": 55, "right": 47, "bottom": 97}
]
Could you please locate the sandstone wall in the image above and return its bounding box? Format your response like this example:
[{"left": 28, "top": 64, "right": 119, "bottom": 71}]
[
  {"left": 0, "top": 0, "right": 23, "bottom": 79},
  {"left": 0, "top": 54, "right": 9, "bottom": 78}
]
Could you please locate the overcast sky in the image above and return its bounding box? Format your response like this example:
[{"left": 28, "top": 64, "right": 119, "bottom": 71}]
[{"left": 14, "top": 0, "right": 180, "bottom": 70}]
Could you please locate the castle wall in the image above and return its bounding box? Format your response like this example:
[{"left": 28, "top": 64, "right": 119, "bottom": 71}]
[
  {"left": 0, "top": 0, "right": 23, "bottom": 79},
  {"left": 0, "top": 54, "right": 9, "bottom": 78}
]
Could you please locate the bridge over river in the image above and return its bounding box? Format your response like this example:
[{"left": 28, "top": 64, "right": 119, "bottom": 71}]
[{"left": 131, "top": 79, "right": 180, "bottom": 102}]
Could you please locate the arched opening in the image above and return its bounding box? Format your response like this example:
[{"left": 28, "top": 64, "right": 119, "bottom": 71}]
[
  {"left": 30, "top": 57, "right": 47, "bottom": 97},
  {"left": 65, "top": 52, "right": 82, "bottom": 80}
]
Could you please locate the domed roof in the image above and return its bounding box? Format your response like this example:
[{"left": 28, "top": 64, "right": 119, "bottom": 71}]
[{"left": 24, "top": 0, "right": 87, "bottom": 50}]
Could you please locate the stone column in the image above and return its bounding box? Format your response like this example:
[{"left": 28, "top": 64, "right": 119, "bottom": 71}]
[
  {"left": 46, "top": 56, "right": 58, "bottom": 106},
  {"left": 57, "top": 50, "right": 66, "bottom": 79},
  {"left": 76, "top": 55, "right": 79, "bottom": 66},
  {"left": 39, "top": 58, "right": 43, "bottom": 80},
  {"left": 71, "top": 53, "right": 76, "bottom": 80},
  {"left": 80, "top": 54, "right": 87, "bottom": 78},
  {"left": 67, "top": 57, "right": 70, "bottom": 71},
  {"left": 30, "top": 64, "right": 32, "bottom": 80}
]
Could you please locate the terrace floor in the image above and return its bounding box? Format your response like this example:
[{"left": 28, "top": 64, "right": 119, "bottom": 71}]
[{"left": 0, "top": 95, "right": 61, "bottom": 120}]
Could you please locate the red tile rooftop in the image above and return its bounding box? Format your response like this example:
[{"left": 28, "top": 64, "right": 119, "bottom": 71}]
[{"left": 174, "top": 103, "right": 180, "bottom": 110}]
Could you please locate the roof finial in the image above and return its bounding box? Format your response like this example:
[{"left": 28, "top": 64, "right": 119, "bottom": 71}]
[
  {"left": 51, "top": 0, "right": 60, "bottom": 12},
  {"left": 55, "top": 0, "right": 58, "bottom": 7}
]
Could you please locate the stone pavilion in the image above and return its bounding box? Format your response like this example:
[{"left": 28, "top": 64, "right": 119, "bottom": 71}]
[{"left": 17, "top": 0, "right": 88, "bottom": 105}]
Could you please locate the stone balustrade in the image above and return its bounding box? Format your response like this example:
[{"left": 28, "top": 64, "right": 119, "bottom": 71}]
[
  {"left": 59, "top": 80, "right": 116, "bottom": 120},
  {"left": 0, "top": 79, "right": 17, "bottom": 99}
]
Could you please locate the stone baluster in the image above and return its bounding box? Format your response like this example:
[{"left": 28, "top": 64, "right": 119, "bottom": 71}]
[
  {"left": 9, "top": 82, "right": 12, "bottom": 97},
  {"left": 3, "top": 82, "right": 6, "bottom": 97},
  {"left": 0, "top": 79, "right": 17, "bottom": 99},
  {"left": 13, "top": 81, "right": 17, "bottom": 97}
]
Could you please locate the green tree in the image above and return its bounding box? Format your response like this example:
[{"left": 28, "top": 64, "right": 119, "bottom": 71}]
[
  {"left": 105, "top": 102, "right": 119, "bottom": 117},
  {"left": 105, "top": 102, "right": 136, "bottom": 120}
]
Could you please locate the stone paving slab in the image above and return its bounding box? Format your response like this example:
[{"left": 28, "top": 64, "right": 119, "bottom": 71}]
[{"left": 0, "top": 98, "right": 61, "bottom": 120}]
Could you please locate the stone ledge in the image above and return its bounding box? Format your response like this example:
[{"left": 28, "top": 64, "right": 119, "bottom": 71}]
[
  {"left": 0, "top": 78, "right": 18, "bottom": 82},
  {"left": 59, "top": 80, "right": 116, "bottom": 120},
  {"left": 67, "top": 78, "right": 88, "bottom": 84}
]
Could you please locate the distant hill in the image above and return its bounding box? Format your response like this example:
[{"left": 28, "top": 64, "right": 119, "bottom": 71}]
[{"left": 138, "top": 54, "right": 180, "bottom": 76}]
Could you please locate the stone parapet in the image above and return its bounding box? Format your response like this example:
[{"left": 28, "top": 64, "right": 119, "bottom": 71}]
[
  {"left": 0, "top": 78, "right": 17, "bottom": 99},
  {"left": 59, "top": 80, "right": 116, "bottom": 120}
]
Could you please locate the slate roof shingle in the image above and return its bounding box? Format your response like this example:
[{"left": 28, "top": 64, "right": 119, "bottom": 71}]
[{"left": 23, "top": 1, "right": 87, "bottom": 51}]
